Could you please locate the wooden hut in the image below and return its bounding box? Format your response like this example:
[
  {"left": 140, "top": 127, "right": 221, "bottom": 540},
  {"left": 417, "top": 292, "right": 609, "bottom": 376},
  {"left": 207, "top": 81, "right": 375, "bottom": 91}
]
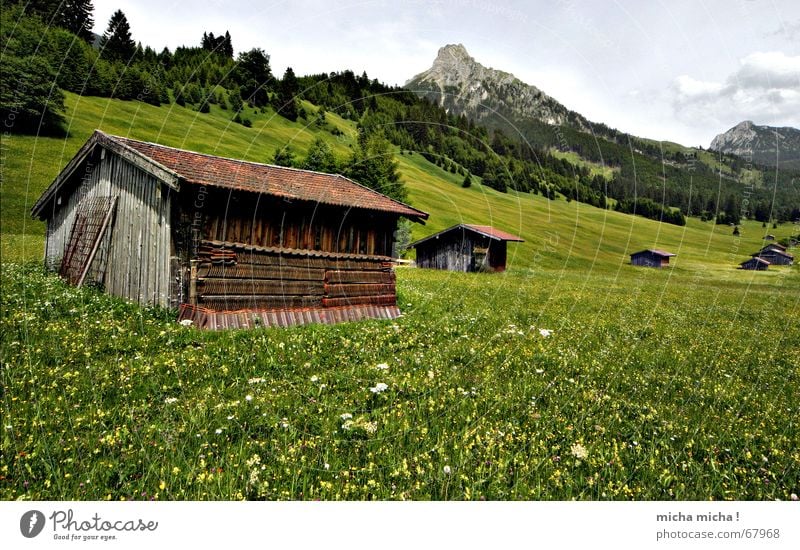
[
  {"left": 31, "top": 130, "right": 428, "bottom": 329},
  {"left": 752, "top": 248, "right": 794, "bottom": 266},
  {"left": 740, "top": 257, "right": 769, "bottom": 270},
  {"left": 759, "top": 243, "right": 787, "bottom": 254},
  {"left": 411, "top": 224, "right": 523, "bottom": 272},
  {"left": 630, "top": 249, "right": 676, "bottom": 268}
]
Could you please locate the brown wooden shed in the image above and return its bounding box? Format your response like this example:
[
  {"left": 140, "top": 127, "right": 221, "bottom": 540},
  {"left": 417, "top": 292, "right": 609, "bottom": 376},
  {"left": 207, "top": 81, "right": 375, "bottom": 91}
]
[
  {"left": 740, "top": 257, "right": 770, "bottom": 270},
  {"left": 630, "top": 249, "right": 676, "bottom": 268},
  {"left": 410, "top": 224, "right": 523, "bottom": 272},
  {"left": 752, "top": 247, "right": 794, "bottom": 266},
  {"left": 31, "top": 130, "right": 428, "bottom": 329}
]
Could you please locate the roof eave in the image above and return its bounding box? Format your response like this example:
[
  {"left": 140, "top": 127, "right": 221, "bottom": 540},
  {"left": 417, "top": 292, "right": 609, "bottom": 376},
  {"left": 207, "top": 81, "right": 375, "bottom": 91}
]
[{"left": 31, "top": 130, "right": 181, "bottom": 219}]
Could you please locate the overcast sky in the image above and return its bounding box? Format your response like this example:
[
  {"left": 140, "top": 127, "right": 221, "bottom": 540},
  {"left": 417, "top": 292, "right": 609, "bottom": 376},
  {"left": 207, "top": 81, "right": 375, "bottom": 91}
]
[{"left": 93, "top": 0, "right": 799, "bottom": 147}]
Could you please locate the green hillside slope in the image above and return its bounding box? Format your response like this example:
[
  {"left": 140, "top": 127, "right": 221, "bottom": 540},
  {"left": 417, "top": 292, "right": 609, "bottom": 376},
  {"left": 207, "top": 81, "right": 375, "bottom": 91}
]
[{"left": 2, "top": 93, "right": 797, "bottom": 285}]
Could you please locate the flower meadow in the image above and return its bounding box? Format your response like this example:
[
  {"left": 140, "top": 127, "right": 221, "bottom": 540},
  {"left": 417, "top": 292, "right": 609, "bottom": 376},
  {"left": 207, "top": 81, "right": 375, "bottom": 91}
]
[{"left": 1, "top": 263, "right": 798, "bottom": 500}]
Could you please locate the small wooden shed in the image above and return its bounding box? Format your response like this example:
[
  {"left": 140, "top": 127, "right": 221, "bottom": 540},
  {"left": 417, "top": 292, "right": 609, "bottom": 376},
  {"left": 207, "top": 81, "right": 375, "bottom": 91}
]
[
  {"left": 630, "top": 249, "right": 676, "bottom": 268},
  {"left": 752, "top": 247, "right": 794, "bottom": 266},
  {"left": 31, "top": 130, "right": 428, "bottom": 329},
  {"left": 411, "top": 224, "right": 523, "bottom": 272},
  {"left": 740, "top": 257, "right": 769, "bottom": 270}
]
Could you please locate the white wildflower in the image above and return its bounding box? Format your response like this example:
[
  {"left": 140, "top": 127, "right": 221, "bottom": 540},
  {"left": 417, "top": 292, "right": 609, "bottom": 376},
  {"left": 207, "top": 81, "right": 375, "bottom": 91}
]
[
  {"left": 363, "top": 421, "right": 378, "bottom": 434},
  {"left": 571, "top": 443, "right": 588, "bottom": 460},
  {"left": 248, "top": 377, "right": 265, "bottom": 385},
  {"left": 164, "top": 397, "right": 178, "bottom": 404},
  {"left": 245, "top": 394, "right": 253, "bottom": 402},
  {"left": 179, "top": 319, "right": 193, "bottom": 327},
  {"left": 324, "top": 463, "right": 330, "bottom": 470},
  {"left": 340, "top": 413, "right": 353, "bottom": 421},
  {"left": 539, "top": 328, "right": 553, "bottom": 337},
  {"left": 310, "top": 375, "right": 319, "bottom": 382},
  {"left": 370, "top": 382, "right": 389, "bottom": 394},
  {"left": 215, "top": 428, "right": 223, "bottom": 435},
  {"left": 280, "top": 418, "right": 290, "bottom": 429},
  {"left": 376, "top": 362, "right": 390, "bottom": 370},
  {"left": 443, "top": 465, "right": 452, "bottom": 475}
]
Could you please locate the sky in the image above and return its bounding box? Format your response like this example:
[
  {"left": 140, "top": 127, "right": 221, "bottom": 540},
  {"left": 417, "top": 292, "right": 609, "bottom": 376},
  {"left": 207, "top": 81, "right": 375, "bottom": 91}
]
[{"left": 92, "top": 0, "right": 800, "bottom": 147}]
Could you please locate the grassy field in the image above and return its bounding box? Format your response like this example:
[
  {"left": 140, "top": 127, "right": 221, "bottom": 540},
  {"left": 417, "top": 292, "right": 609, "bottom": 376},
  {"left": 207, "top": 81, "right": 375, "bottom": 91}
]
[
  {"left": 1, "top": 94, "right": 799, "bottom": 500},
  {"left": 1, "top": 263, "right": 797, "bottom": 500}
]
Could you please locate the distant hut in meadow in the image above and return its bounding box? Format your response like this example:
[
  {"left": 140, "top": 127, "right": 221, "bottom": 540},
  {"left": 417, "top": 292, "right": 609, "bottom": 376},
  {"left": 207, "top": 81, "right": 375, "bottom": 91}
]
[
  {"left": 764, "top": 234, "right": 775, "bottom": 241},
  {"left": 752, "top": 247, "right": 794, "bottom": 266},
  {"left": 31, "top": 130, "right": 428, "bottom": 329},
  {"left": 630, "top": 249, "right": 676, "bottom": 268},
  {"left": 411, "top": 224, "right": 523, "bottom": 272},
  {"left": 759, "top": 243, "right": 787, "bottom": 254},
  {"left": 740, "top": 257, "right": 770, "bottom": 271}
]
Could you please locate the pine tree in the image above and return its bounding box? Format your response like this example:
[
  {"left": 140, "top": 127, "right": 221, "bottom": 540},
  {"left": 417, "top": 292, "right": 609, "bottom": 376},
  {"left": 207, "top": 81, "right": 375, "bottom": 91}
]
[
  {"left": 302, "top": 138, "right": 337, "bottom": 172},
  {"left": 223, "top": 31, "right": 233, "bottom": 58},
  {"left": 57, "top": 0, "right": 95, "bottom": 43},
  {"left": 345, "top": 131, "right": 406, "bottom": 202},
  {"left": 462, "top": 173, "right": 472, "bottom": 188},
  {"left": 273, "top": 145, "right": 296, "bottom": 168},
  {"left": 100, "top": 10, "right": 136, "bottom": 61},
  {"left": 275, "top": 66, "right": 299, "bottom": 121}
]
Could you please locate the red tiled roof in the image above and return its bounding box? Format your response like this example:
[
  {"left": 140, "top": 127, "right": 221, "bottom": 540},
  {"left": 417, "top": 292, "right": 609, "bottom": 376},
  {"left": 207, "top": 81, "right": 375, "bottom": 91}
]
[
  {"left": 631, "top": 249, "right": 676, "bottom": 257},
  {"left": 410, "top": 223, "right": 524, "bottom": 247},
  {"left": 107, "top": 132, "right": 428, "bottom": 220},
  {"left": 462, "top": 224, "right": 524, "bottom": 242}
]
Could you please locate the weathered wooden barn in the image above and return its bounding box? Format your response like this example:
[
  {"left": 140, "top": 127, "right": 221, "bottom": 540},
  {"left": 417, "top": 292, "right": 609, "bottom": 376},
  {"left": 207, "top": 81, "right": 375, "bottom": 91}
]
[
  {"left": 740, "top": 257, "right": 769, "bottom": 270},
  {"left": 411, "top": 224, "right": 523, "bottom": 272},
  {"left": 752, "top": 247, "right": 794, "bottom": 266},
  {"left": 630, "top": 249, "right": 676, "bottom": 268},
  {"left": 31, "top": 130, "right": 428, "bottom": 329}
]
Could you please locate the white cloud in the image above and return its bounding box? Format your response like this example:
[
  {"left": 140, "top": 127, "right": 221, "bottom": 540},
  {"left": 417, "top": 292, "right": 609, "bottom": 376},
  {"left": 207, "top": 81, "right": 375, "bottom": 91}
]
[
  {"left": 671, "top": 51, "right": 800, "bottom": 143},
  {"left": 675, "top": 75, "right": 725, "bottom": 97}
]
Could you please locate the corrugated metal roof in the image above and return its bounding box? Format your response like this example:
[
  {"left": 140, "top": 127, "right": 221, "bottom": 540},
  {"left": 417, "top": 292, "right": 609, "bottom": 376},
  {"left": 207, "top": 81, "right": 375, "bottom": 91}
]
[
  {"left": 631, "top": 249, "right": 676, "bottom": 258},
  {"left": 178, "top": 303, "right": 402, "bottom": 330},
  {"left": 410, "top": 223, "right": 524, "bottom": 247},
  {"left": 742, "top": 257, "right": 770, "bottom": 265}
]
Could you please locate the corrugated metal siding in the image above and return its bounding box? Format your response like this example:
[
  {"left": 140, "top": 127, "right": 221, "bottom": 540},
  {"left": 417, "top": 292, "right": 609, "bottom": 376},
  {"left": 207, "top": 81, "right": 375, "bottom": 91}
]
[
  {"left": 177, "top": 303, "right": 402, "bottom": 330},
  {"left": 44, "top": 151, "right": 172, "bottom": 307}
]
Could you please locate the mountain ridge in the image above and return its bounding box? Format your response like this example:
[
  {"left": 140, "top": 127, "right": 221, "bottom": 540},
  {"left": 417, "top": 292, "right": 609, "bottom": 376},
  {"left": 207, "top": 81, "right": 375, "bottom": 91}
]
[
  {"left": 406, "top": 44, "right": 594, "bottom": 134},
  {"left": 709, "top": 121, "right": 800, "bottom": 169}
]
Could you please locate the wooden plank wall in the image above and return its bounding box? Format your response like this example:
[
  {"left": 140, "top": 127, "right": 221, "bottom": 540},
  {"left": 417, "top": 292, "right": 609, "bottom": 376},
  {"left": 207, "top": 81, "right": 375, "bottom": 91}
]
[
  {"left": 195, "top": 241, "right": 396, "bottom": 311},
  {"left": 44, "top": 149, "right": 172, "bottom": 307},
  {"left": 195, "top": 192, "right": 397, "bottom": 258}
]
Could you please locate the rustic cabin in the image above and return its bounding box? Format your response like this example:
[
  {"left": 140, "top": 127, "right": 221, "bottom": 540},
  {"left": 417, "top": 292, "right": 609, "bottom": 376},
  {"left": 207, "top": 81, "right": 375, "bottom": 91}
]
[
  {"left": 759, "top": 243, "right": 787, "bottom": 253},
  {"left": 752, "top": 248, "right": 794, "bottom": 266},
  {"left": 31, "top": 130, "right": 428, "bottom": 329},
  {"left": 411, "top": 224, "right": 523, "bottom": 272},
  {"left": 630, "top": 249, "right": 676, "bottom": 268},
  {"left": 764, "top": 234, "right": 775, "bottom": 241},
  {"left": 740, "top": 257, "right": 770, "bottom": 271}
]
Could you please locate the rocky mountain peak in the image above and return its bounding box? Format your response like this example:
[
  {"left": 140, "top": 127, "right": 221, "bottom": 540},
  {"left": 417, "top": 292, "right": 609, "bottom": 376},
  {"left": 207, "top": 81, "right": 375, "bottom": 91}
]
[
  {"left": 709, "top": 121, "right": 800, "bottom": 168},
  {"left": 434, "top": 43, "right": 473, "bottom": 65},
  {"left": 405, "top": 44, "right": 591, "bottom": 131}
]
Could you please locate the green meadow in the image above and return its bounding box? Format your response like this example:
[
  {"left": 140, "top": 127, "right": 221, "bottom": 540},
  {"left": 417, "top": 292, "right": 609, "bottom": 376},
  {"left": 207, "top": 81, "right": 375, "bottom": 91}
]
[{"left": 1, "top": 94, "right": 798, "bottom": 500}]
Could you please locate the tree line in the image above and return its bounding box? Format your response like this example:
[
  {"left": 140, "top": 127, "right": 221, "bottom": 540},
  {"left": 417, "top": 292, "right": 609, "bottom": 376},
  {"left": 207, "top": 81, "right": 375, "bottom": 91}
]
[{"left": 2, "top": 0, "right": 796, "bottom": 225}]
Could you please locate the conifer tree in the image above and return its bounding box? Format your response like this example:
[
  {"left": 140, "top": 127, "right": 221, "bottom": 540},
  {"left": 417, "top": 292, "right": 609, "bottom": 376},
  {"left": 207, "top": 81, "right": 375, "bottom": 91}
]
[{"left": 100, "top": 10, "right": 136, "bottom": 61}]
